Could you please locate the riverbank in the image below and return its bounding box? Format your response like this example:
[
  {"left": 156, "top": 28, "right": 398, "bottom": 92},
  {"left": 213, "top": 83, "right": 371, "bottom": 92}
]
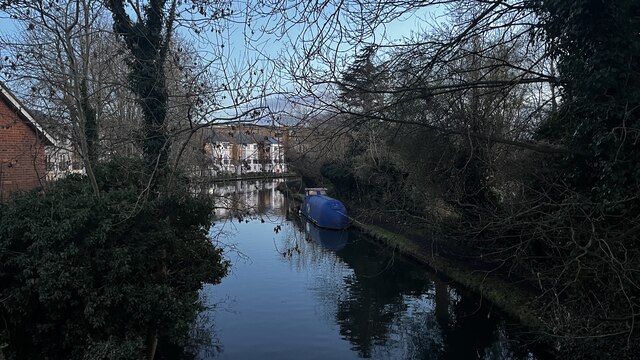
[
  {"left": 277, "top": 179, "right": 546, "bottom": 337},
  {"left": 350, "top": 221, "right": 541, "bottom": 326}
]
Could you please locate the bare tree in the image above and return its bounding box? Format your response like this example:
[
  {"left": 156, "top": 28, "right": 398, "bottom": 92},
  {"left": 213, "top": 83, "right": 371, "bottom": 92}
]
[{"left": 0, "top": 0, "right": 112, "bottom": 195}]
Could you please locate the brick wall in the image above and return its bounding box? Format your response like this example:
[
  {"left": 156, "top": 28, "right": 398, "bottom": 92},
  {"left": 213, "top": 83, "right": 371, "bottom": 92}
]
[{"left": 0, "top": 99, "right": 47, "bottom": 200}]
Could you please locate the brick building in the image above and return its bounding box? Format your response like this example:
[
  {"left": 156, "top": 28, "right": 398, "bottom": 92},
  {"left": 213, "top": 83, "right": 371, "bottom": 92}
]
[{"left": 0, "top": 82, "right": 55, "bottom": 200}]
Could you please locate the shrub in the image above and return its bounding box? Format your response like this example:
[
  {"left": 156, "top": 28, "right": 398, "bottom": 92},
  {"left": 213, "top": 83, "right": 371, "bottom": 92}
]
[
  {"left": 0, "top": 159, "right": 229, "bottom": 359},
  {"left": 321, "top": 159, "right": 409, "bottom": 206}
]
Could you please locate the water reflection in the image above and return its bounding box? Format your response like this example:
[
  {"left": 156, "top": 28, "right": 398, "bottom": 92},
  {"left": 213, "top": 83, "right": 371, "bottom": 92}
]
[
  {"left": 303, "top": 219, "right": 348, "bottom": 251},
  {"left": 208, "top": 179, "right": 289, "bottom": 220},
  {"left": 330, "top": 235, "right": 430, "bottom": 358},
  {"left": 200, "top": 180, "right": 546, "bottom": 360},
  {"left": 293, "top": 226, "right": 537, "bottom": 360}
]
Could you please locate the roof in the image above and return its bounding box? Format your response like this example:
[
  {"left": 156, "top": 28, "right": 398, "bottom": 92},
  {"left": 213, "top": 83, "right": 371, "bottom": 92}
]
[
  {"left": 203, "top": 126, "right": 282, "bottom": 145},
  {"left": 231, "top": 132, "right": 256, "bottom": 144},
  {"left": 0, "top": 82, "right": 56, "bottom": 146},
  {"left": 206, "top": 130, "right": 233, "bottom": 143},
  {"left": 265, "top": 136, "right": 279, "bottom": 144}
]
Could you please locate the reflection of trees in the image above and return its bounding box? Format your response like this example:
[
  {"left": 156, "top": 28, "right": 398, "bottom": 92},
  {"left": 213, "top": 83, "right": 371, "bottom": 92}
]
[
  {"left": 403, "top": 297, "right": 445, "bottom": 360},
  {"left": 329, "top": 235, "right": 537, "bottom": 360},
  {"left": 336, "top": 274, "right": 404, "bottom": 357},
  {"left": 445, "top": 286, "right": 537, "bottom": 359},
  {"left": 333, "top": 239, "right": 430, "bottom": 358},
  {"left": 435, "top": 279, "right": 449, "bottom": 328},
  {"left": 256, "top": 182, "right": 270, "bottom": 214},
  {"left": 440, "top": 290, "right": 499, "bottom": 360},
  {"left": 276, "top": 224, "right": 416, "bottom": 357},
  {"left": 414, "top": 286, "right": 534, "bottom": 360},
  {"left": 156, "top": 312, "right": 222, "bottom": 360},
  {"left": 259, "top": 198, "right": 540, "bottom": 360}
]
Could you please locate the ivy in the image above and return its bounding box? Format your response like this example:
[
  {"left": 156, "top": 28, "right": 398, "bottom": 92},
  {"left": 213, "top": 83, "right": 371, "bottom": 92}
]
[{"left": 534, "top": 0, "right": 640, "bottom": 206}]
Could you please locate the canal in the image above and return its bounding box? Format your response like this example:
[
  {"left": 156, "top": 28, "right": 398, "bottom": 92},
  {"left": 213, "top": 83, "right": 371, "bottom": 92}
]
[{"left": 197, "top": 179, "right": 547, "bottom": 359}]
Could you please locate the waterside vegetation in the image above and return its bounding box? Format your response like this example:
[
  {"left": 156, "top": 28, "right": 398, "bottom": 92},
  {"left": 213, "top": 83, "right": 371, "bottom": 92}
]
[
  {"left": 282, "top": 2, "right": 640, "bottom": 356},
  {"left": 0, "top": 160, "right": 229, "bottom": 359}
]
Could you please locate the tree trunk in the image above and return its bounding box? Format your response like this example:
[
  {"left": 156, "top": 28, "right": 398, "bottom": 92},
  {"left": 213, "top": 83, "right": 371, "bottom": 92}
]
[{"left": 145, "top": 325, "right": 158, "bottom": 360}]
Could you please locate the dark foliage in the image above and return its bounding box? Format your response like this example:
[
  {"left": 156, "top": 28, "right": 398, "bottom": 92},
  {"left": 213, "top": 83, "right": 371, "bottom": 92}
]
[
  {"left": 453, "top": 1, "right": 640, "bottom": 354},
  {"left": 0, "top": 159, "right": 229, "bottom": 359},
  {"left": 339, "top": 45, "right": 387, "bottom": 115},
  {"left": 320, "top": 160, "right": 358, "bottom": 197},
  {"left": 312, "top": 1, "right": 640, "bottom": 356},
  {"left": 321, "top": 159, "right": 409, "bottom": 208},
  {"left": 535, "top": 0, "right": 640, "bottom": 204}
]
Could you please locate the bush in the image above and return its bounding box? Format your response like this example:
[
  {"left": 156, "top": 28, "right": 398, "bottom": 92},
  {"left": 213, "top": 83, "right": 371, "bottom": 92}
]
[
  {"left": 321, "top": 159, "right": 409, "bottom": 206},
  {"left": 320, "top": 160, "right": 358, "bottom": 197},
  {"left": 0, "top": 159, "right": 229, "bottom": 359}
]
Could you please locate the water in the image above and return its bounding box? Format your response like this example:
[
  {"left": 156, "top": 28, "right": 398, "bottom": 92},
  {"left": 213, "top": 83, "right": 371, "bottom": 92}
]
[{"left": 198, "top": 180, "right": 545, "bottom": 359}]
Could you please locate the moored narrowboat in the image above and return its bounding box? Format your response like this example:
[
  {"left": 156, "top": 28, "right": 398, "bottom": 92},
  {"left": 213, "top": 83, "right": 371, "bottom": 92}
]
[{"left": 300, "top": 188, "right": 349, "bottom": 230}]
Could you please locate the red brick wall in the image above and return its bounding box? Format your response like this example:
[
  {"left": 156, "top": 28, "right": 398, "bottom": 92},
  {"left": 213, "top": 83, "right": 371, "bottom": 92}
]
[{"left": 0, "top": 99, "right": 46, "bottom": 200}]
